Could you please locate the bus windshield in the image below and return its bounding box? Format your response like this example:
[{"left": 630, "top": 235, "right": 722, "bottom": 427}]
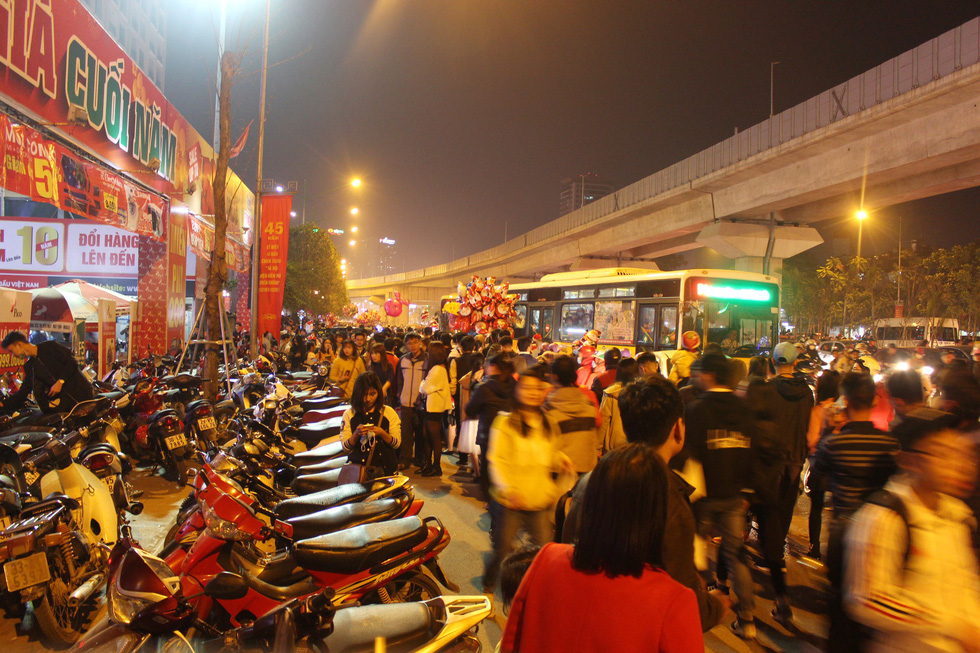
[{"left": 683, "top": 300, "right": 775, "bottom": 355}]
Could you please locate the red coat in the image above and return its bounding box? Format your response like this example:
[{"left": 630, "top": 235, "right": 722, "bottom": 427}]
[{"left": 501, "top": 543, "right": 703, "bottom": 653}]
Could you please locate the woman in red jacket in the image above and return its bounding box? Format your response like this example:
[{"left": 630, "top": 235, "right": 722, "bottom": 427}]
[{"left": 501, "top": 444, "right": 703, "bottom": 653}]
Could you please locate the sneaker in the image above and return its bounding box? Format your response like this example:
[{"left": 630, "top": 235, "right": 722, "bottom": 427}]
[
  {"left": 806, "top": 545, "right": 822, "bottom": 560},
  {"left": 705, "top": 580, "right": 729, "bottom": 594},
  {"left": 730, "top": 618, "right": 757, "bottom": 640},
  {"left": 771, "top": 596, "right": 793, "bottom": 626}
]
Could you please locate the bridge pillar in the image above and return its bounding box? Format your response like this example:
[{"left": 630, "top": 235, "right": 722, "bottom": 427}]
[{"left": 696, "top": 222, "right": 823, "bottom": 278}]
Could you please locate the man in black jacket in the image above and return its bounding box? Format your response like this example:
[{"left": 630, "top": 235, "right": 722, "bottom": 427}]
[
  {"left": 746, "top": 341, "right": 814, "bottom": 625},
  {"left": 562, "top": 374, "right": 729, "bottom": 633},
  {"left": 1, "top": 331, "right": 93, "bottom": 414},
  {"left": 686, "top": 353, "right": 757, "bottom": 639},
  {"left": 464, "top": 354, "right": 515, "bottom": 499}
]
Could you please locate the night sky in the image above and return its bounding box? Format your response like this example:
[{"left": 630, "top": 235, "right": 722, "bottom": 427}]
[{"left": 164, "top": 1, "right": 980, "bottom": 273}]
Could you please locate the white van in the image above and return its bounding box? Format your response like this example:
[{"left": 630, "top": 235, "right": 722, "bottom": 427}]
[{"left": 873, "top": 317, "right": 959, "bottom": 347}]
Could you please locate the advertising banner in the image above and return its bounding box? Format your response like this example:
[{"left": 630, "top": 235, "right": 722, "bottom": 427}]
[
  {"left": 0, "top": 117, "right": 169, "bottom": 242},
  {"left": 96, "top": 298, "right": 116, "bottom": 379},
  {"left": 0, "top": 218, "right": 139, "bottom": 276},
  {"left": 134, "top": 236, "right": 168, "bottom": 357},
  {"left": 0, "top": 288, "right": 31, "bottom": 374},
  {"left": 187, "top": 215, "right": 247, "bottom": 273},
  {"left": 256, "top": 195, "right": 293, "bottom": 340},
  {"left": 167, "top": 212, "right": 187, "bottom": 351}
]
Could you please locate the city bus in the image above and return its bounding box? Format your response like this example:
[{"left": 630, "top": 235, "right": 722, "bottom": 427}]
[
  {"left": 443, "top": 268, "right": 780, "bottom": 360},
  {"left": 872, "top": 317, "right": 959, "bottom": 347}
]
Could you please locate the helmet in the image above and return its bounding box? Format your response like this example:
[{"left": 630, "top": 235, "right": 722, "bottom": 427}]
[{"left": 681, "top": 331, "right": 701, "bottom": 351}]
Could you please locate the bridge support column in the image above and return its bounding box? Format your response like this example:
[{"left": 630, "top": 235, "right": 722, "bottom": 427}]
[{"left": 695, "top": 222, "right": 823, "bottom": 279}]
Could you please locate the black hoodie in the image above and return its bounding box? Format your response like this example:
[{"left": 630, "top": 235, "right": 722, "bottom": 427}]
[
  {"left": 464, "top": 375, "right": 515, "bottom": 447},
  {"left": 747, "top": 372, "right": 814, "bottom": 466}
]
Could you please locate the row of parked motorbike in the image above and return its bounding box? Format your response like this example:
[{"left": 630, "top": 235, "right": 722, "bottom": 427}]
[{"left": 0, "top": 358, "right": 491, "bottom": 652}]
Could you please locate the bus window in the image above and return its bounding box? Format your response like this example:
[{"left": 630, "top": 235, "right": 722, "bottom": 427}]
[
  {"left": 560, "top": 303, "right": 594, "bottom": 341},
  {"left": 637, "top": 305, "right": 659, "bottom": 346},
  {"left": 936, "top": 327, "right": 958, "bottom": 342},
  {"left": 660, "top": 306, "right": 678, "bottom": 349},
  {"left": 530, "top": 307, "right": 555, "bottom": 339},
  {"left": 595, "top": 301, "right": 635, "bottom": 345},
  {"left": 514, "top": 305, "right": 528, "bottom": 334}
]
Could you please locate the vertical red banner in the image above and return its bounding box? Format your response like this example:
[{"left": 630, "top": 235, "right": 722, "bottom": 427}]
[
  {"left": 97, "top": 299, "right": 116, "bottom": 379},
  {"left": 256, "top": 195, "right": 292, "bottom": 340},
  {"left": 167, "top": 212, "right": 188, "bottom": 352},
  {"left": 134, "top": 236, "right": 168, "bottom": 356}
]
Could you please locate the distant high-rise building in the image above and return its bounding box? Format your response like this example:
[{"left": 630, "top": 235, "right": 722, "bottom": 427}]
[
  {"left": 374, "top": 237, "right": 397, "bottom": 277},
  {"left": 79, "top": 0, "right": 167, "bottom": 91},
  {"left": 559, "top": 173, "right": 615, "bottom": 216}
]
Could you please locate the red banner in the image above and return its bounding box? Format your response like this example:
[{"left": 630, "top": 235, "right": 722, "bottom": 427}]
[
  {"left": 134, "top": 236, "right": 168, "bottom": 357},
  {"left": 0, "top": 288, "right": 31, "bottom": 374},
  {"left": 97, "top": 298, "right": 116, "bottom": 379},
  {"left": 167, "top": 213, "right": 187, "bottom": 351},
  {"left": 256, "top": 195, "right": 292, "bottom": 340},
  {"left": 0, "top": 116, "right": 169, "bottom": 242}
]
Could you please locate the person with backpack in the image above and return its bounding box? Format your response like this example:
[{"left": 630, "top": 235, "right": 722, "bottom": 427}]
[
  {"left": 843, "top": 423, "right": 980, "bottom": 653},
  {"left": 812, "top": 372, "right": 900, "bottom": 652}
]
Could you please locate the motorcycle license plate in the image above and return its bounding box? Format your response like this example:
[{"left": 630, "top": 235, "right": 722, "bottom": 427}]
[
  {"left": 102, "top": 475, "right": 116, "bottom": 492},
  {"left": 197, "top": 416, "right": 217, "bottom": 431},
  {"left": 165, "top": 433, "right": 188, "bottom": 450},
  {"left": 4, "top": 552, "right": 50, "bottom": 592}
]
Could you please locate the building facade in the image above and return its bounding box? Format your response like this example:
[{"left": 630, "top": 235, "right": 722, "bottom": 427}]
[{"left": 79, "top": 0, "right": 168, "bottom": 91}]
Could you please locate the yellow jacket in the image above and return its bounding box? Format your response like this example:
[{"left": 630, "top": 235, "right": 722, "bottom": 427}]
[
  {"left": 669, "top": 349, "right": 699, "bottom": 385},
  {"left": 487, "top": 411, "right": 565, "bottom": 512}
]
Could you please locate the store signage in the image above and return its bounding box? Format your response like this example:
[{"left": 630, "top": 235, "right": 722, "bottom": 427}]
[
  {"left": 695, "top": 282, "right": 771, "bottom": 302},
  {"left": 0, "top": 288, "right": 31, "bottom": 374},
  {"left": 0, "top": 116, "right": 169, "bottom": 241},
  {"left": 0, "top": 218, "right": 141, "bottom": 275},
  {"left": 379, "top": 237, "right": 396, "bottom": 245}
]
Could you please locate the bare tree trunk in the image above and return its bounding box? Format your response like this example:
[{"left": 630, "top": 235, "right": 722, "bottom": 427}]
[{"left": 203, "top": 52, "right": 236, "bottom": 401}]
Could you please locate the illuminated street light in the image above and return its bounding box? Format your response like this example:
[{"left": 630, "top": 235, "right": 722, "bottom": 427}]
[
  {"left": 351, "top": 178, "right": 361, "bottom": 188},
  {"left": 351, "top": 226, "right": 358, "bottom": 233},
  {"left": 290, "top": 211, "right": 296, "bottom": 217},
  {"left": 350, "top": 207, "right": 359, "bottom": 216},
  {"left": 349, "top": 239, "right": 356, "bottom": 247},
  {"left": 856, "top": 210, "right": 868, "bottom": 221},
  {"left": 341, "top": 258, "right": 346, "bottom": 264},
  {"left": 275, "top": 185, "right": 283, "bottom": 193}
]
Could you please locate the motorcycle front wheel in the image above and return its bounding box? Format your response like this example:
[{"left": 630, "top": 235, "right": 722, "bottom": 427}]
[{"left": 33, "top": 576, "right": 85, "bottom": 646}]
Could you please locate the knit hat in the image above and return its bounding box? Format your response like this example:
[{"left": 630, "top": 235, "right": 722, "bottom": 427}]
[{"left": 680, "top": 331, "right": 701, "bottom": 351}]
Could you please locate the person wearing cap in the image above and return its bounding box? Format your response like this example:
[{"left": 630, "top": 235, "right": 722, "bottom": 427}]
[
  {"left": 669, "top": 331, "right": 701, "bottom": 387},
  {"left": 589, "top": 347, "right": 622, "bottom": 403},
  {"left": 746, "top": 340, "right": 815, "bottom": 625}
]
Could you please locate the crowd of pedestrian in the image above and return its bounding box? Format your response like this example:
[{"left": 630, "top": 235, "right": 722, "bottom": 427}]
[{"left": 241, "top": 319, "right": 980, "bottom": 651}]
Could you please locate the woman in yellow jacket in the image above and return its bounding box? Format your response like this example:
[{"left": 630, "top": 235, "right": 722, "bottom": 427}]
[
  {"left": 482, "top": 364, "right": 573, "bottom": 593},
  {"left": 329, "top": 339, "right": 365, "bottom": 398},
  {"left": 668, "top": 331, "right": 701, "bottom": 387}
]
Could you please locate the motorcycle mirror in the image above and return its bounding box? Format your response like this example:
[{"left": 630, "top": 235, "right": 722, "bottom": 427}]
[{"left": 203, "top": 572, "right": 250, "bottom": 600}]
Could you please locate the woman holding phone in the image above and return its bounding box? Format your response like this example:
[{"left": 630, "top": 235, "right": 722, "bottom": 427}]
[
  {"left": 330, "top": 339, "right": 366, "bottom": 398},
  {"left": 341, "top": 372, "right": 401, "bottom": 476}
]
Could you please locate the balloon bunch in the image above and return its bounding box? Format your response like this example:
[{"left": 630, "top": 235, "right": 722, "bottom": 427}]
[
  {"left": 340, "top": 303, "right": 358, "bottom": 319},
  {"left": 323, "top": 313, "right": 338, "bottom": 328},
  {"left": 445, "top": 275, "right": 516, "bottom": 334},
  {"left": 384, "top": 291, "right": 409, "bottom": 317},
  {"left": 355, "top": 309, "right": 383, "bottom": 327}
]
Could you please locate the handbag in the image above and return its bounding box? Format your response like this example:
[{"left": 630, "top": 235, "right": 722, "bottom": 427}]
[
  {"left": 458, "top": 419, "right": 479, "bottom": 454},
  {"left": 338, "top": 426, "right": 380, "bottom": 485}
]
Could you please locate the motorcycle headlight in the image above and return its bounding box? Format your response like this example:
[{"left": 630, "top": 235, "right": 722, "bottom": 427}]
[
  {"left": 895, "top": 361, "right": 909, "bottom": 371},
  {"left": 922, "top": 366, "right": 934, "bottom": 376},
  {"left": 201, "top": 501, "right": 251, "bottom": 541},
  {"left": 108, "top": 549, "right": 180, "bottom": 625}
]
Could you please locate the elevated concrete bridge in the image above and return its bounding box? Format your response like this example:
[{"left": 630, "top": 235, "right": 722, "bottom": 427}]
[{"left": 349, "top": 18, "right": 980, "bottom": 308}]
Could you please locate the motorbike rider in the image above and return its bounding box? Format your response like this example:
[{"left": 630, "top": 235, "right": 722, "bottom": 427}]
[{"left": 1, "top": 331, "right": 94, "bottom": 414}]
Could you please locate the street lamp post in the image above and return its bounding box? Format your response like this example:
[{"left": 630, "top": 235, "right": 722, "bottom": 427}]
[
  {"left": 843, "top": 209, "right": 869, "bottom": 338},
  {"left": 249, "top": 0, "right": 271, "bottom": 360}
]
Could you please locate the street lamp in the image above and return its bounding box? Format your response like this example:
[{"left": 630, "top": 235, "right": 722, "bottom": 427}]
[
  {"left": 350, "top": 207, "right": 359, "bottom": 216},
  {"left": 856, "top": 209, "right": 868, "bottom": 261},
  {"left": 350, "top": 226, "right": 358, "bottom": 233},
  {"left": 348, "top": 239, "right": 356, "bottom": 247},
  {"left": 275, "top": 185, "right": 283, "bottom": 193},
  {"left": 351, "top": 178, "right": 362, "bottom": 188}
]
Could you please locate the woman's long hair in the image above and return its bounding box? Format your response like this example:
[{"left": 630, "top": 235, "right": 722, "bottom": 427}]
[
  {"left": 572, "top": 444, "right": 668, "bottom": 578},
  {"left": 350, "top": 371, "right": 384, "bottom": 415},
  {"left": 338, "top": 339, "right": 356, "bottom": 361},
  {"left": 426, "top": 341, "right": 448, "bottom": 370},
  {"left": 370, "top": 343, "right": 392, "bottom": 375}
]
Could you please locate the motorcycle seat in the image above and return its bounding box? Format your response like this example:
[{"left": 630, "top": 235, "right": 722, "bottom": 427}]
[
  {"left": 289, "top": 372, "right": 314, "bottom": 382},
  {"left": 284, "top": 497, "right": 406, "bottom": 542},
  {"left": 98, "top": 391, "right": 125, "bottom": 401},
  {"left": 292, "top": 440, "right": 344, "bottom": 463},
  {"left": 292, "top": 516, "right": 427, "bottom": 574},
  {"left": 162, "top": 374, "right": 202, "bottom": 389},
  {"left": 215, "top": 399, "right": 236, "bottom": 412},
  {"left": 324, "top": 602, "right": 433, "bottom": 652},
  {"left": 14, "top": 413, "right": 63, "bottom": 429},
  {"left": 301, "top": 396, "right": 347, "bottom": 412},
  {"left": 290, "top": 468, "right": 342, "bottom": 495},
  {"left": 0, "top": 430, "right": 55, "bottom": 446},
  {"left": 293, "top": 456, "right": 346, "bottom": 476},
  {"left": 302, "top": 408, "right": 346, "bottom": 424},
  {"left": 274, "top": 483, "right": 372, "bottom": 520}
]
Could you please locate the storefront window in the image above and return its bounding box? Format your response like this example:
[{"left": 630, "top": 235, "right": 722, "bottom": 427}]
[
  {"left": 559, "top": 303, "right": 594, "bottom": 341},
  {"left": 595, "top": 301, "right": 635, "bottom": 345}
]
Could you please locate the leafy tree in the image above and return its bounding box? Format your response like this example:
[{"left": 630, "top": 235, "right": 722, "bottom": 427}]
[{"left": 283, "top": 224, "right": 348, "bottom": 316}]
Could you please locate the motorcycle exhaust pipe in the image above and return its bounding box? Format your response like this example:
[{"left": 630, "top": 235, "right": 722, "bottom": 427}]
[{"left": 68, "top": 573, "right": 105, "bottom": 608}]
